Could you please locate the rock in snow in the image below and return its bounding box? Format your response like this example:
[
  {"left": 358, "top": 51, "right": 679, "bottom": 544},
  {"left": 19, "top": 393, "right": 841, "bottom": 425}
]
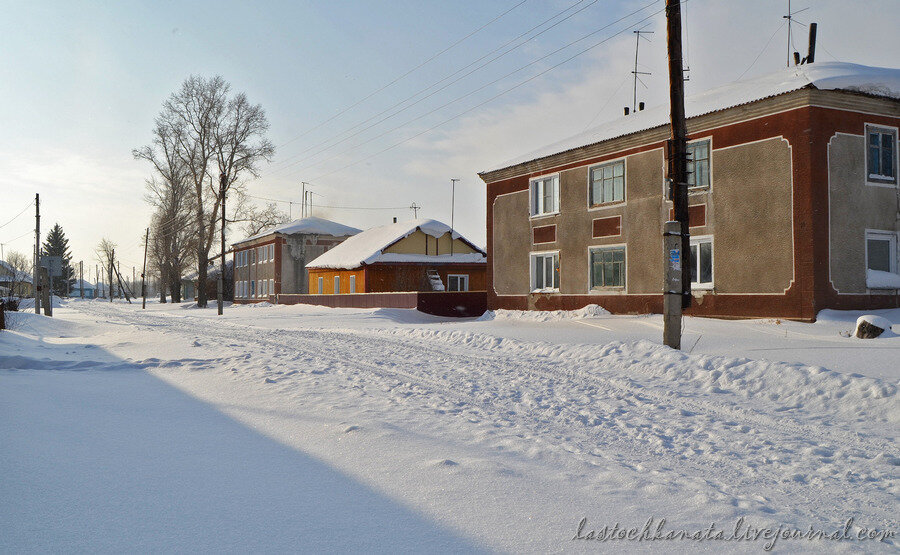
[{"left": 854, "top": 314, "right": 895, "bottom": 339}]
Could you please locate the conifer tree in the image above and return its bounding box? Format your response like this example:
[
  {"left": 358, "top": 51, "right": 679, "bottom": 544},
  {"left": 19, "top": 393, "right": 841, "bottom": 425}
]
[{"left": 42, "top": 223, "right": 74, "bottom": 296}]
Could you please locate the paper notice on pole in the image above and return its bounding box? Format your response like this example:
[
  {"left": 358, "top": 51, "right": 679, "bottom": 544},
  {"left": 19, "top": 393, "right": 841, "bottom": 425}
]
[{"left": 669, "top": 249, "right": 681, "bottom": 272}]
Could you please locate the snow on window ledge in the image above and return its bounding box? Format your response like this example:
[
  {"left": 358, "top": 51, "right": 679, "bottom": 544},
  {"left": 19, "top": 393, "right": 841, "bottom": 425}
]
[{"left": 866, "top": 269, "right": 900, "bottom": 289}]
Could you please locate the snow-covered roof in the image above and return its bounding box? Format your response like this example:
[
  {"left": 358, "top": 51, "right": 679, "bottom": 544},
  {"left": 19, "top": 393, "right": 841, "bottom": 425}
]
[
  {"left": 236, "top": 217, "right": 362, "bottom": 245},
  {"left": 483, "top": 62, "right": 900, "bottom": 174},
  {"left": 72, "top": 279, "right": 95, "bottom": 289},
  {"left": 307, "top": 218, "right": 485, "bottom": 270},
  {"left": 0, "top": 260, "right": 33, "bottom": 283}
]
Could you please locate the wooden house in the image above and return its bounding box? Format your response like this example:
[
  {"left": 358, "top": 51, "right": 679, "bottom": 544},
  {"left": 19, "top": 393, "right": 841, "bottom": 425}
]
[{"left": 305, "top": 219, "right": 486, "bottom": 294}]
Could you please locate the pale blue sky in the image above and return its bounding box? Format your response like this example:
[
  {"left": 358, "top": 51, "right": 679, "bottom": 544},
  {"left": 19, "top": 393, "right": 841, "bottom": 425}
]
[{"left": 2, "top": 0, "right": 898, "bottom": 272}]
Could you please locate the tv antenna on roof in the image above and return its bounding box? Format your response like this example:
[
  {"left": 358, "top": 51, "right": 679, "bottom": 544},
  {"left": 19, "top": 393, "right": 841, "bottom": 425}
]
[
  {"left": 627, "top": 28, "right": 653, "bottom": 115},
  {"left": 783, "top": 1, "right": 810, "bottom": 66}
]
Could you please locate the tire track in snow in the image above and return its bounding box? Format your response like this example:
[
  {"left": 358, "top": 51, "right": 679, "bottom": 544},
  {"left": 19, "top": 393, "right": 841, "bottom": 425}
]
[{"left": 75, "top": 302, "right": 899, "bottom": 528}]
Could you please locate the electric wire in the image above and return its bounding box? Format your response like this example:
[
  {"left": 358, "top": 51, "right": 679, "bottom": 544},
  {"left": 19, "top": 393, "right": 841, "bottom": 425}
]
[
  {"left": 0, "top": 201, "right": 34, "bottom": 230},
  {"left": 286, "top": 1, "right": 660, "bottom": 179},
  {"left": 274, "top": 0, "right": 529, "bottom": 150},
  {"left": 267, "top": 0, "right": 598, "bottom": 173},
  {"left": 737, "top": 20, "right": 787, "bottom": 81},
  {"left": 308, "top": 3, "right": 664, "bottom": 181}
]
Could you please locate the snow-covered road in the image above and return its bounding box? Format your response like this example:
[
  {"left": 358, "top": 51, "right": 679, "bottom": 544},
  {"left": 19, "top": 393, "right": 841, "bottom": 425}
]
[{"left": 1, "top": 300, "right": 897, "bottom": 552}]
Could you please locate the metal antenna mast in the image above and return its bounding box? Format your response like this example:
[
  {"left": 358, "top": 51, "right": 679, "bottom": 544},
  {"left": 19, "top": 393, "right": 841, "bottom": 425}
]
[
  {"left": 409, "top": 202, "right": 420, "bottom": 218},
  {"left": 632, "top": 29, "right": 653, "bottom": 112},
  {"left": 783, "top": 1, "right": 810, "bottom": 66}
]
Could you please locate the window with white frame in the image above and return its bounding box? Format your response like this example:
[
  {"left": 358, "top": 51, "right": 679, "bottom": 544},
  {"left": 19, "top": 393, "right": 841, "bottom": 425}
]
[
  {"left": 349, "top": 275, "right": 356, "bottom": 293},
  {"left": 530, "top": 175, "right": 559, "bottom": 216},
  {"left": 867, "top": 125, "right": 897, "bottom": 185},
  {"left": 689, "top": 237, "right": 713, "bottom": 287},
  {"left": 590, "top": 160, "right": 625, "bottom": 205},
  {"left": 687, "top": 139, "right": 711, "bottom": 189},
  {"left": 590, "top": 246, "right": 625, "bottom": 288},
  {"left": 447, "top": 274, "right": 469, "bottom": 291},
  {"left": 866, "top": 230, "right": 897, "bottom": 273},
  {"left": 317, "top": 277, "right": 323, "bottom": 295},
  {"left": 250, "top": 280, "right": 256, "bottom": 297},
  {"left": 269, "top": 279, "right": 274, "bottom": 296},
  {"left": 269, "top": 244, "right": 275, "bottom": 261},
  {"left": 333, "top": 276, "right": 340, "bottom": 294},
  {"left": 531, "top": 252, "right": 559, "bottom": 291}
]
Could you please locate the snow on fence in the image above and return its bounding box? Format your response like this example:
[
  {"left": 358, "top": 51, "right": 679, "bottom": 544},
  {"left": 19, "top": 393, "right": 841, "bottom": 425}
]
[{"left": 277, "top": 291, "right": 487, "bottom": 317}]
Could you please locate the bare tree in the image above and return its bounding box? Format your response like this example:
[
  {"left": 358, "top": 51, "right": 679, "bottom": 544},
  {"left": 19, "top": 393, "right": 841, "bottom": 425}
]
[
  {"left": 1, "top": 250, "right": 33, "bottom": 308},
  {"left": 240, "top": 199, "right": 289, "bottom": 237},
  {"left": 143, "top": 75, "right": 273, "bottom": 308},
  {"left": 95, "top": 238, "right": 116, "bottom": 298}
]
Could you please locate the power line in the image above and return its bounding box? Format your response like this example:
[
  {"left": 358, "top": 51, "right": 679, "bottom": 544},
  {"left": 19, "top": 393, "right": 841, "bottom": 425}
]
[
  {"left": 737, "top": 20, "right": 787, "bottom": 80},
  {"left": 244, "top": 193, "right": 408, "bottom": 211},
  {"left": 1, "top": 228, "right": 34, "bottom": 245},
  {"left": 274, "top": 0, "right": 529, "bottom": 151},
  {"left": 0, "top": 201, "right": 34, "bottom": 230},
  {"left": 309, "top": 4, "right": 664, "bottom": 182},
  {"left": 267, "top": 0, "right": 599, "bottom": 174}
]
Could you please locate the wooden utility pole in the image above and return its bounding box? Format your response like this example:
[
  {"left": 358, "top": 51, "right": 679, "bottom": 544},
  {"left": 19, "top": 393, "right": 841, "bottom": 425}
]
[
  {"left": 109, "top": 250, "right": 114, "bottom": 302},
  {"left": 80, "top": 261, "right": 84, "bottom": 299},
  {"left": 34, "top": 193, "right": 41, "bottom": 314},
  {"left": 141, "top": 228, "right": 149, "bottom": 309},
  {"left": 218, "top": 173, "right": 226, "bottom": 315},
  {"left": 40, "top": 266, "right": 52, "bottom": 317},
  {"left": 663, "top": 0, "right": 691, "bottom": 349},
  {"left": 450, "top": 178, "right": 459, "bottom": 255}
]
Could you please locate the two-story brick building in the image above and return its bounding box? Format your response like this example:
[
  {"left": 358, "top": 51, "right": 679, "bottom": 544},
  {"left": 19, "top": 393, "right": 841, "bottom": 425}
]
[
  {"left": 479, "top": 62, "right": 900, "bottom": 320},
  {"left": 232, "top": 217, "right": 361, "bottom": 303}
]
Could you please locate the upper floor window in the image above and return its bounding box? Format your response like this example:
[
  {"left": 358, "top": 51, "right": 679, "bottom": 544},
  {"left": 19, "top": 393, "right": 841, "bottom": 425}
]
[
  {"left": 590, "top": 160, "right": 624, "bottom": 205},
  {"left": 530, "top": 175, "right": 559, "bottom": 216},
  {"left": 687, "top": 139, "right": 710, "bottom": 189},
  {"left": 867, "top": 125, "right": 897, "bottom": 185},
  {"left": 590, "top": 246, "right": 625, "bottom": 288},
  {"left": 531, "top": 252, "right": 559, "bottom": 291}
]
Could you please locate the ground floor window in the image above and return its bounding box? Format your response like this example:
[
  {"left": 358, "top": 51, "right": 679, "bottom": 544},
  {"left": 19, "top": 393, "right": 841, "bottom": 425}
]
[
  {"left": 317, "top": 277, "right": 323, "bottom": 295},
  {"left": 531, "top": 252, "right": 559, "bottom": 291},
  {"left": 689, "top": 236, "right": 713, "bottom": 288},
  {"left": 269, "top": 279, "right": 274, "bottom": 297},
  {"left": 250, "top": 280, "right": 256, "bottom": 297},
  {"left": 333, "top": 276, "right": 340, "bottom": 294},
  {"left": 866, "top": 230, "right": 897, "bottom": 273},
  {"left": 448, "top": 274, "right": 469, "bottom": 291},
  {"left": 590, "top": 246, "right": 625, "bottom": 289},
  {"left": 349, "top": 275, "right": 356, "bottom": 293}
]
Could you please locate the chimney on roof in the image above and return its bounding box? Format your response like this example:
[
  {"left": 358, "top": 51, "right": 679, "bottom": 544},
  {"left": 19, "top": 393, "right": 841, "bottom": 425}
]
[
  {"left": 393, "top": 217, "right": 397, "bottom": 223},
  {"left": 624, "top": 107, "right": 630, "bottom": 116},
  {"left": 639, "top": 101, "right": 645, "bottom": 111},
  {"left": 806, "top": 23, "right": 817, "bottom": 64}
]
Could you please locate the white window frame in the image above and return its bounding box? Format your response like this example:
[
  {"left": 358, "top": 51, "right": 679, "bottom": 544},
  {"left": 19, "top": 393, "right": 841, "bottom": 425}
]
[
  {"left": 865, "top": 229, "right": 898, "bottom": 274},
  {"left": 349, "top": 275, "right": 356, "bottom": 293},
  {"left": 865, "top": 124, "right": 898, "bottom": 187},
  {"left": 530, "top": 251, "right": 560, "bottom": 292},
  {"left": 250, "top": 280, "right": 256, "bottom": 297},
  {"left": 530, "top": 174, "right": 560, "bottom": 218},
  {"left": 317, "top": 277, "right": 323, "bottom": 295},
  {"left": 589, "top": 159, "right": 625, "bottom": 206},
  {"left": 588, "top": 245, "right": 626, "bottom": 290},
  {"left": 333, "top": 275, "right": 340, "bottom": 295},
  {"left": 269, "top": 244, "right": 275, "bottom": 261},
  {"left": 447, "top": 274, "right": 469, "bottom": 292},
  {"left": 269, "top": 279, "right": 274, "bottom": 296},
  {"left": 689, "top": 235, "right": 714, "bottom": 290},
  {"left": 687, "top": 138, "right": 711, "bottom": 190}
]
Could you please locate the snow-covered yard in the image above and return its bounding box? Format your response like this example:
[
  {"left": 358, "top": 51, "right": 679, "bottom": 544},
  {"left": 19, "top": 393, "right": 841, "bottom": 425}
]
[{"left": 1, "top": 299, "right": 897, "bottom": 552}]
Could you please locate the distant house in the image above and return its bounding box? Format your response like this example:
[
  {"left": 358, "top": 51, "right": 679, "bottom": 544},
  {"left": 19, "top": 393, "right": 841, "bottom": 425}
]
[
  {"left": 478, "top": 62, "right": 900, "bottom": 320},
  {"left": 305, "top": 219, "right": 486, "bottom": 294},
  {"left": 232, "top": 217, "right": 361, "bottom": 303},
  {"left": 71, "top": 279, "right": 96, "bottom": 299},
  {"left": 0, "top": 260, "right": 33, "bottom": 297}
]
